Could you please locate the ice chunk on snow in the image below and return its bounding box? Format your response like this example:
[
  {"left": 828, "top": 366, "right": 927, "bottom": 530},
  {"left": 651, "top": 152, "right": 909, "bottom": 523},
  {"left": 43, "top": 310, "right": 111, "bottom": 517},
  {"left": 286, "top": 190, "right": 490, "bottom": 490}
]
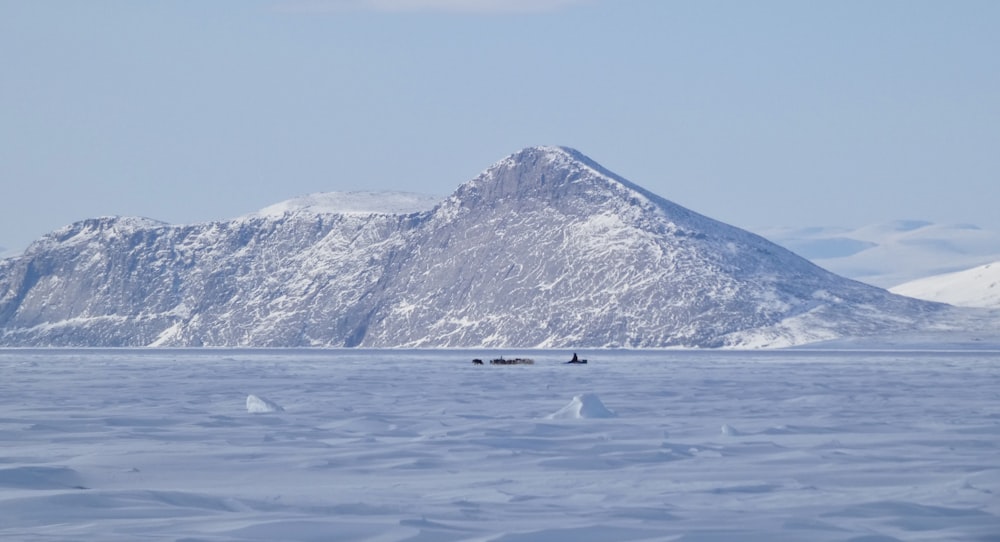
[
  {"left": 546, "top": 393, "right": 616, "bottom": 419},
  {"left": 246, "top": 394, "right": 284, "bottom": 414},
  {"left": 720, "top": 423, "right": 742, "bottom": 436}
]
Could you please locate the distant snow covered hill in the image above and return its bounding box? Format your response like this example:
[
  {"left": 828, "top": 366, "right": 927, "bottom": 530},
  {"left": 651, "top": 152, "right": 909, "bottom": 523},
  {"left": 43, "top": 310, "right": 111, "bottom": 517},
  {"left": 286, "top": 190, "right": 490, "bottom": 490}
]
[
  {"left": 0, "top": 146, "right": 955, "bottom": 348},
  {"left": 890, "top": 261, "right": 1000, "bottom": 308},
  {"left": 762, "top": 221, "right": 1000, "bottom": 288},
  {"left": 248, "top": 191, "right": 441, "bottom": 218}
]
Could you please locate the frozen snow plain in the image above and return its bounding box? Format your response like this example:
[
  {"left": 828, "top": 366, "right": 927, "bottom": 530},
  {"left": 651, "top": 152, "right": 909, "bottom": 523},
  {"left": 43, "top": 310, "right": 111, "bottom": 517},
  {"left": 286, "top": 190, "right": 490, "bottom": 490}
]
[{"left": 1, "top": 349, "right": 998, "bottom": 542}]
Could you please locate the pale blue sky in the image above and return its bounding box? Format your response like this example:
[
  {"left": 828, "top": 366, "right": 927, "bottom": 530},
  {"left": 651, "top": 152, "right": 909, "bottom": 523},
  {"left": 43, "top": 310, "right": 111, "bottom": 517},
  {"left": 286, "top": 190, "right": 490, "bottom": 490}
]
[{"left": 2, "top": 0, "right": 998, "bottom": 254}]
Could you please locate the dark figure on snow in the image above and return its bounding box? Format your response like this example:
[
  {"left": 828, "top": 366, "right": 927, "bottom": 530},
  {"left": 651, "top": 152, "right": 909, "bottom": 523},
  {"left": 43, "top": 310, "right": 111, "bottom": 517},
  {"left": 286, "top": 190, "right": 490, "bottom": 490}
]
[{"left": 567, "top": 353, "right": 587, "bottom": 364}]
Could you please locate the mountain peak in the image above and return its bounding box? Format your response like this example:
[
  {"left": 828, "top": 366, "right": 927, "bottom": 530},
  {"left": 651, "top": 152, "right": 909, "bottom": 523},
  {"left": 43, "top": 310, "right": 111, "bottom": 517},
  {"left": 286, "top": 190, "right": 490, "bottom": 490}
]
[
  {"left": 497, "top": 145, "right": 608, "bottom": 177},
  {"left": 515, "top": 145, "right": 588, "bottom": 161},
  {"left": 449, "top": 146, "right": 649, "bottom": 213},
  {"left": 506, "top": 144, "right": 576, "bottom": 158}
]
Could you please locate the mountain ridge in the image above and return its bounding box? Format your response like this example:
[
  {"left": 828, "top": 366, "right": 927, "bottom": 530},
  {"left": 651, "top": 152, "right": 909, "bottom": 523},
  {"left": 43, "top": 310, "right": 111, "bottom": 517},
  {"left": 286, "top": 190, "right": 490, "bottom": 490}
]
[{"left": 0, "top": 146, "right": 951, "bottom": 348}]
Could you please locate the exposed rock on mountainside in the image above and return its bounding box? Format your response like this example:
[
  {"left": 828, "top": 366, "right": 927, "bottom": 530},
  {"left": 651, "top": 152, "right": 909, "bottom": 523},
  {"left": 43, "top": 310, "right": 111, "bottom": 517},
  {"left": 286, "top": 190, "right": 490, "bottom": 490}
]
[{"left": 0, "top": 147, "right": 946, "bottom": 347}]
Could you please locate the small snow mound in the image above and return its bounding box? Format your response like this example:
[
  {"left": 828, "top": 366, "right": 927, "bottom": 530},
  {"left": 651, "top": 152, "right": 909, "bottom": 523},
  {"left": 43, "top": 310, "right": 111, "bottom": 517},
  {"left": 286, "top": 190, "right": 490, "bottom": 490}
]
[
  {"left": 721, "top": 424, "right": 742, "bottom": 436},
  {"left": 246, "top": 394, "right": 284, "bottom": 414},
  {"left": 547, "top": 393, "right": 616, "bottom": 419}
]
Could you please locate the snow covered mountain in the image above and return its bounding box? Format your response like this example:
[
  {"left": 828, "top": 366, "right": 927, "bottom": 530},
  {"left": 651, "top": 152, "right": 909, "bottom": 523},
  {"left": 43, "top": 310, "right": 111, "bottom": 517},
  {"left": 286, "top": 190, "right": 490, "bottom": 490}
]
[
  {"left": 890, "top": 261, "right": 1000, "bottom": 308},
  {"left": 0, "top": 146, "right": 951, "bottom": 348},
  {"left": 761, "top": 221, "right": 1000, "bottom": 288}
]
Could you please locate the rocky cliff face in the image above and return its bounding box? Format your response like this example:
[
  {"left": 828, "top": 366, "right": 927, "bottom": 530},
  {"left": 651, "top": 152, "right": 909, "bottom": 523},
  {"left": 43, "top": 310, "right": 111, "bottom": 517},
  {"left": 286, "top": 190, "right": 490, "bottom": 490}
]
[
  {"left": 0, "top": 211, "right": 420, "bottom": 346},
  {"left": 0, "top": 146, "right": 944, "bottom": 347}
]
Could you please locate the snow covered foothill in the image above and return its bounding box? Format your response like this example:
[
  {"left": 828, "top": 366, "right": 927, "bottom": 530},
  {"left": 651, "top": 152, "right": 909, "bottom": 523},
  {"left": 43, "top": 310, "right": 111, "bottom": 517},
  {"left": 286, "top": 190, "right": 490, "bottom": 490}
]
[
  {"left": 890, "top": 261, "right": 1000, "bottom": 308},
  {"left": 2, "top": 348, "right": 998, "bottom": 541}
]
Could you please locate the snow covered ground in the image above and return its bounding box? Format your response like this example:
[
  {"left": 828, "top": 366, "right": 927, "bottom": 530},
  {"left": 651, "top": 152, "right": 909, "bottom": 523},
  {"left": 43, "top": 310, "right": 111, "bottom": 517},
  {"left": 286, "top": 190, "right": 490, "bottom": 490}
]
[
  {"left": 1, "top": 348, "right": 998, "bottom": 541},
  {"left": 891, "top": 261, "right": 1000, "bottom": 309}
]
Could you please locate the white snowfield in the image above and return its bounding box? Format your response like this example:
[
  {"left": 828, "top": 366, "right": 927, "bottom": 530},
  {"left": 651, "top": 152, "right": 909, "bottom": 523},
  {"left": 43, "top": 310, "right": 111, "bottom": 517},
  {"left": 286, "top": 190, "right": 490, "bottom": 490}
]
[
  {"left": 2, "top": 348, "right": 998, "bottom": 541},
  {"left": 891, "top": 261, "right": 1000, "bottom": 309}
]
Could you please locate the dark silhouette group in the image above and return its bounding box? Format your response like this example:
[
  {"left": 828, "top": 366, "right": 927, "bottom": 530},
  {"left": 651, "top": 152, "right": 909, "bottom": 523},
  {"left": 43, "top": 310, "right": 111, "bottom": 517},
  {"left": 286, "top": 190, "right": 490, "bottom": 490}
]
[{"left": 469, "top": 353, "right": 587, "bottom": 365}]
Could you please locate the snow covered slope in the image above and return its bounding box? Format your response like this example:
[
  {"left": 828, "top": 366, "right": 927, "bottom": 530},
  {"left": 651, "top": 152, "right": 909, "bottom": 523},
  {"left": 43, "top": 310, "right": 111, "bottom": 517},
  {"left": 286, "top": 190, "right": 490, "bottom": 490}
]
[
  {"left": 0, "top": 147, "right": 952, "bottom": 347},
  {"left": 762, "top": 221, "right": 1000, "bottom": 288},
  {"left": 890, "top": 261, "right": 1000, "bottom": 308}
]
